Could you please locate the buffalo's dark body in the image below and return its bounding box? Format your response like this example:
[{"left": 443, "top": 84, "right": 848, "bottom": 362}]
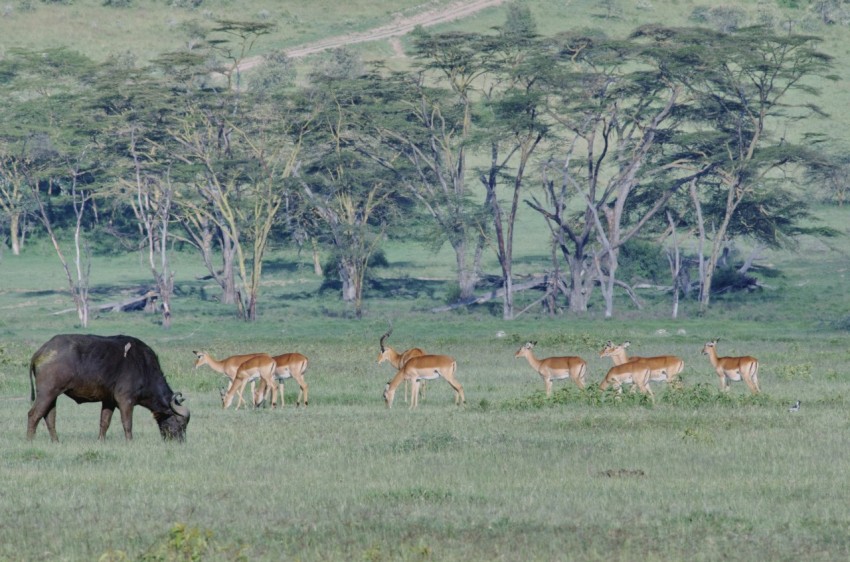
[{"left": 27, "top": 334, "right": 190, "bottom": 442}]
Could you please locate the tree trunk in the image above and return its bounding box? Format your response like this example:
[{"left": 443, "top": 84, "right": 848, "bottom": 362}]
[
  {"left": 339, "top": 258, "right": 357, "bottom": 303},
  {"left": 220, "top": 231, "right": 238, "bottom": 306},
  {"left": 565, "top": 253, "right": 592, "bottom": 313},
  {"left": 9, "top": 213, "right": 21, "bottom": 255},
  {"left": 311, "top": 238, "right": 323, "bottom": 276}
]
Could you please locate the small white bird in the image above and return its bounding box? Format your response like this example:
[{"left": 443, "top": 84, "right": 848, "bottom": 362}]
[{"left": 788, "top": 400, "right": 801, "bottom": 413}]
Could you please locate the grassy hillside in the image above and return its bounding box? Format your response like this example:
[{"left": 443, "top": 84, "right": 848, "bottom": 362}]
[{"left": 2, "top": 0, "right": 849, "bottom": 143}]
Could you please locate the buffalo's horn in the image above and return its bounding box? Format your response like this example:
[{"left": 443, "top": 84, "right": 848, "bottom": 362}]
[{"left": 171, "top": 393, "right": 190, "bottom": 417}]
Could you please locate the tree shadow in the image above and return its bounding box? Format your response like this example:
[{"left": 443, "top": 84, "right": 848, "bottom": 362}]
[{"left": 368, "top": 276, "right": 444, "bottom": 300}]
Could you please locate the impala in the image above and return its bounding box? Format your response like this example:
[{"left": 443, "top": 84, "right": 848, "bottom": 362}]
[
  {"left": 383, "top": 354, "right": 464, "bottom": 409},
  {"left": 222, "top": 354, "right": 279, "bottom": 409},
  {"left": 194, "top": 350, "right": 264, "bottom": 408},
  {"left": 514, "top": 341, "right": 587, "bottom": 396},
  {"left": 599, "top": 340, "right": 684, "bottom": 387},
  {"left": 377, "top": 324, "right": 426, "bottom": 404},
  {"left": 598, "top": 359, "right": 654, "bottom": 397},
  {"left": 255, "top": 353, "right": 310, "bottom": 408},
  {"left": 701, "top": 340, "right": 760, "bottom": 394}
]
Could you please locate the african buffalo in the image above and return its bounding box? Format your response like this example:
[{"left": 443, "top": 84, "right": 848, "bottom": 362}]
[{"left": 27, "top": 334, "right": 190, "bottom": 442}]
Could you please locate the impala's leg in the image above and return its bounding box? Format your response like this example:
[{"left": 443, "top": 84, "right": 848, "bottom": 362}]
[
  {"left": 409, "top": 379, "right": 420, "bottom": 410},
  {"left": 293, "top": 373, "right": 308, "bottom": 407},
  {"left": 640, "top": 376, "right": 655, "bottom": 400},
  {"left": 717, "top": 370, "right": 729, "bottom": 392},
  {"left": 443, "top": 372, "right": 465, "bottom": 405},
  {"left": 751, "top": 362, "right": 761, "bottom": 393},
  {"left": 743, "top": 363, "right": 760, "bottom": 394},
  {"left": 237, "top": 379, "right": 252, "bottom": 409},
  {"left": 252, "top": 380, "right": 261, "bottom": 407},
  {"left": 269, "top": 376, "right": 279, "bottom": 409},
  {"left": 545, "top": 377, "right": 553, "bottom": 398},
  {"left": 223, "top": 377, "right": 245, "bottom": 409},
  {"left": 574, "top": 365, "right": 587, "bottom": 390},
  {"left": 233, "top": 379, "right": 245, "bottom": 410}
]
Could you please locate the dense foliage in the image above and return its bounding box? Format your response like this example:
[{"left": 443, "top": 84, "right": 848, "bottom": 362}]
[{"left": 0, "top": 4, "right": 839, "bottom": 323}]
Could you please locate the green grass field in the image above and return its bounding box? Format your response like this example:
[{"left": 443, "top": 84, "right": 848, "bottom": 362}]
[{"left": 2, "top": 202, "right": 850, "bottom": 560}]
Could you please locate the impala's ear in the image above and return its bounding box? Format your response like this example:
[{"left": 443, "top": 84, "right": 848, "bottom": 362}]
[{"left": 623, "top": 341, "right": 631, "bottom": 348}]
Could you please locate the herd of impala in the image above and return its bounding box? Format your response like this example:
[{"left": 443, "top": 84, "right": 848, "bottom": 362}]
[{"left": 194, "top": 326, "right": 761, "bottom": 410}]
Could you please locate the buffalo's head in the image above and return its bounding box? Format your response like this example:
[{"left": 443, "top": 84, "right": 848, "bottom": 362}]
[{"left": 157, "top": 392, "right": 190, "bottom": 441}]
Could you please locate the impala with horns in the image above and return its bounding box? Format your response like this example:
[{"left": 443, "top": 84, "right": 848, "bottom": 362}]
[
  {"left": 515, "top": 341, "right": 587, "bottom": 396},
  {"left": 599, "top": 359, "right": 654, "bottom": 398},
  {"left": 377, "top": 323, "right": 426, "bottom": 404},
  {"left": 194, "top": 350, "right": 264, "bottom": 409},
  {"left": 255, "top": 352, "right": 310, "bottom": 408},
  {"left": 28, "top": 334, "right": 190, "bottom": 442},
  {"left": 383, "top": 354, "right": 464, "bottom": 409},
  {"left": 221, "top": 354, "right": 279, "bottom": 409},
  {"left": 599, "top": 341, "right": 684, "bottom": 387},
  {"left": 701, "top": 340, "right": 760, "bottom": 394}
]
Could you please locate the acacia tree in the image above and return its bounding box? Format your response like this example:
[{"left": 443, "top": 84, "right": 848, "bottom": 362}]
[
  {"left": 169, "top": 98, "right": 307, "bottom": 320},
  {"left": 0, "top": 150, "right": 32, "bottom": 255},
  {"left": 642, "top": 26, "right": 835, "bottom": 311},
  {"left": 476, "top": 4, "right": 548, "bottom": 319},
  {"left": 0, "top": 48, "right": 103, "bottom": 326},
  {"left": 373, "top": 30, "right": 491, "bottom": 303},
  {"left": 297, "top": 72, "right": 402, "bottom": 318},
  {"left": 32, "top": 158, "right": 95, "bottom": 327},
  {"left": 525, "top": 32, "right": 708, "bottom": 316},
  {"left": 155, "top": 20, "right": 307, "bottom": 321}
]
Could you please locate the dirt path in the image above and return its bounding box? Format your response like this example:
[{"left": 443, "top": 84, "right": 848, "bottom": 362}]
[{"left": 239, "top": 0, "right": 506, "bottom": 70}]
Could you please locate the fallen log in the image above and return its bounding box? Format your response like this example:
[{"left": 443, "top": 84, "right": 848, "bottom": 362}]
[
  {"left": 430, "top": 276, "right": 547, "bottom": 312},
  {"left": 52, "top": 291, "right": 158, "bottom": 315}
]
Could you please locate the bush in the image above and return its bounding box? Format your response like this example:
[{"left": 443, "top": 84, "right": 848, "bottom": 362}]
[
  {"left": 711, "top": 266, "right": 759, "bottom": 294},
  {"left": 618, "top": 239, "right": 668, "bottom": 284}
]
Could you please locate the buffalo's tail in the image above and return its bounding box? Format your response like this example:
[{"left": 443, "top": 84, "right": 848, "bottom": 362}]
[{"left": 29, "top": 360, "right": 36, "bottom": 402}]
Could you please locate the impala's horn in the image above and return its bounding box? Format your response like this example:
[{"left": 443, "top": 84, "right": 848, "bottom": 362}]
[{"left": 379, "top": 320, "right": 393, "bottom": 352}]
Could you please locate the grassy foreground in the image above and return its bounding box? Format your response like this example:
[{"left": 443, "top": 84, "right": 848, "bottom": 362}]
[
  {"left": 0, "top": 215, "right": 849, "bottom": 561},
  {"left": 2, "top": 296, "right": 850, "bottom": 560},
  {"left": 0, "top": 205, "right": 849, "bottom": 560}
]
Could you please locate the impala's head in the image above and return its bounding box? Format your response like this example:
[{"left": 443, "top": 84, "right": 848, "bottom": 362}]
[
  {"left": 192, "top": 351, "right": 209, "bottom": 369},
  {"left": 599, "top": 341, "right": 629, "bottom": 358},
  {"left": 383, "top": 382, "right": 395, "bottom": 408},
  {"left": 701, "top": 340, "right": 718, "bottom": 355},
  {"left": 514, "top": 341, "right": 537, "bottom": 358}
]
